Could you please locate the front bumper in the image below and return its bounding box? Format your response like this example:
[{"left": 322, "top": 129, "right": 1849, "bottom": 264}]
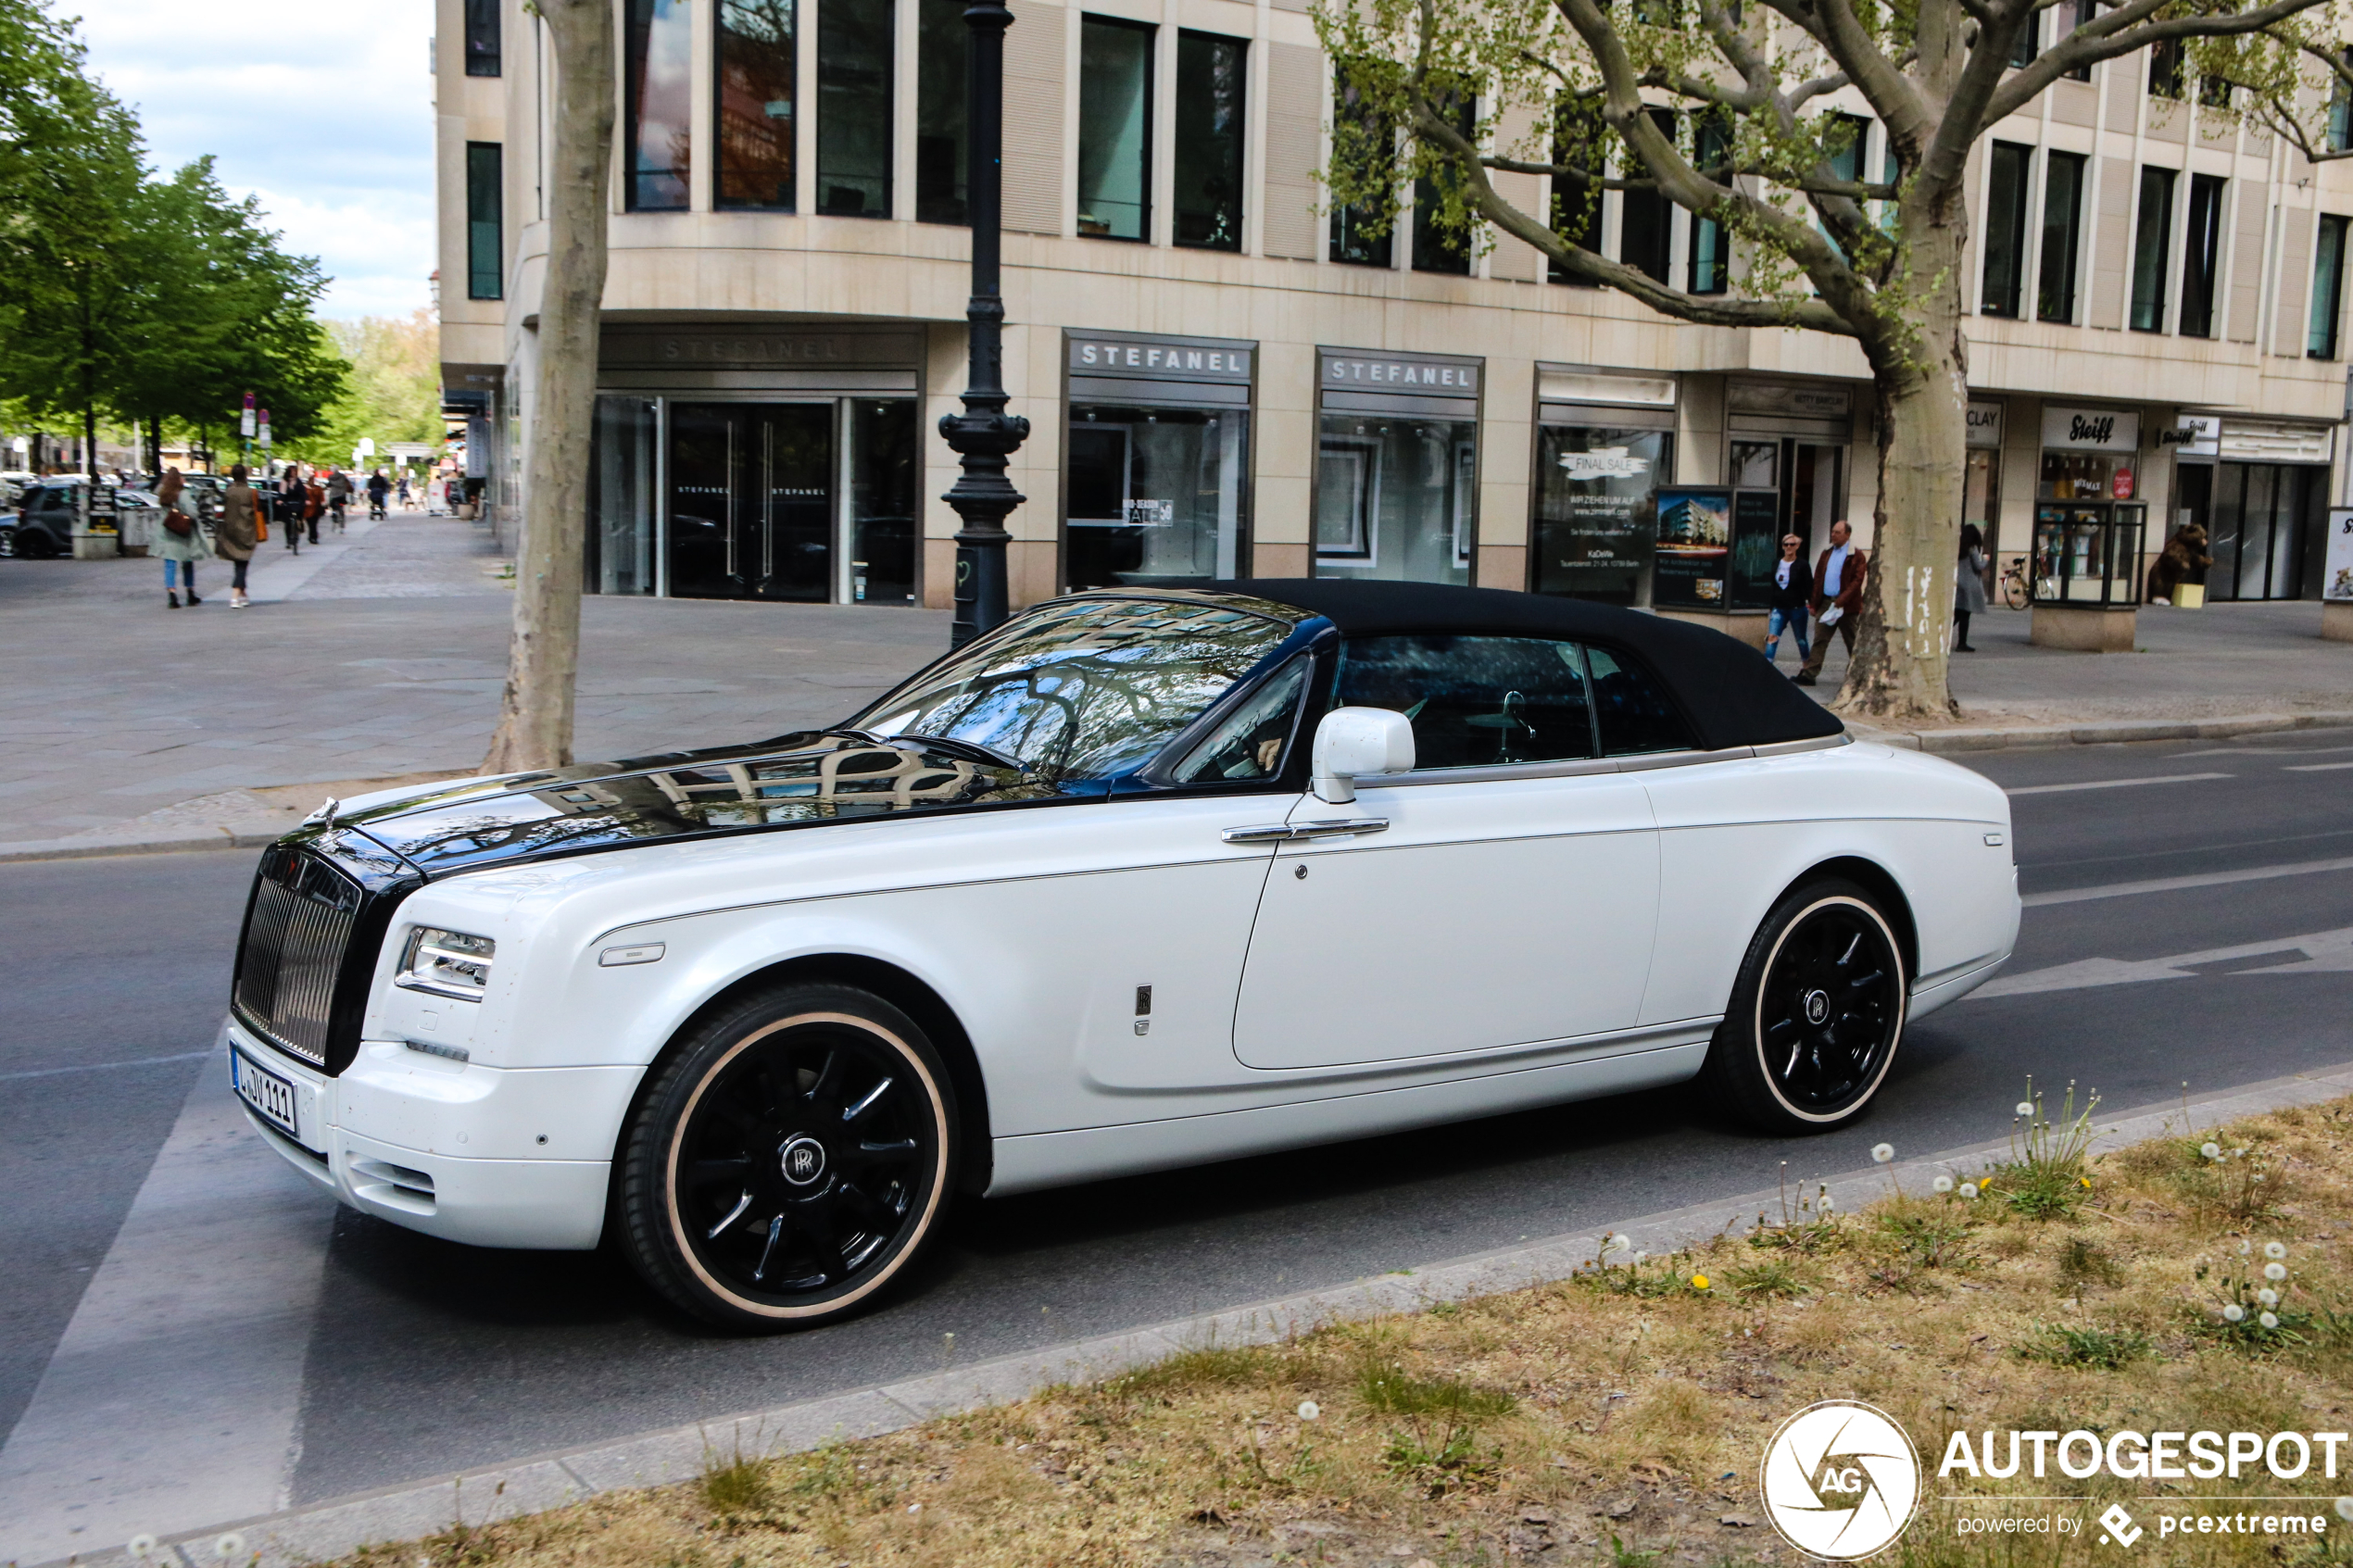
[{"left": 222, "top": 1018, "right": 640, "bottom": 1250}]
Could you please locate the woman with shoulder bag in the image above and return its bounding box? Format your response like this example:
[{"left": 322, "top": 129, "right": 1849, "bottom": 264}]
[
  {"left": 1955, "top": 522, "right": 1989, "bottom": 652},
  {"left": 154, "top": 468, "right": 212, "bottom": 608},
  {"left": 215, "top": 464, "right": 262, "bottom": 608}
]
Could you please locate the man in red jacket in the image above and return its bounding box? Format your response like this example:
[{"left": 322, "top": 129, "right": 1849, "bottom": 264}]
[{"left": 1794, "top": 519, "right": 1867, "bottom": 687}]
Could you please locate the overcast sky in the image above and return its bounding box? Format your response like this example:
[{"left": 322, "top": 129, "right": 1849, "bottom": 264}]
[{"left": 78, "top": 0, "right": 435, "bottom": 321}]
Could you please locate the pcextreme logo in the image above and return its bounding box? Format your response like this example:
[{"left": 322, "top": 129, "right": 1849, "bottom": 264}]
[{"left": 1760, "top": 1400, "right": 1922, "bottom": 1561}]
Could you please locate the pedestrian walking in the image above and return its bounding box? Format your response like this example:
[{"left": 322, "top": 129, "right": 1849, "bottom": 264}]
[
  {"left": 215, "top": 463, "right": 262, "bottom": 608},
  {"left": 324, "top": 468, "right": 351, "bottom": 532},
  {"left": 1793, "top": 519, "right": 1868, "bottom": 687},
  {"left": 366, "top": 468, "right": 390, "bottom": 520},
  {"left": 1954, "top": 522, "right": 1988, "bottom": 652},
  {"left": 303, "top": 472, "right": 324, "bottom": 546},
  {"left": 154, "top": 468, "right": 211, "bottom": 608},
  {"left": 1762, "top": 532, "right": 1812, "bottom": 669},
  {"left": 276, "top": 465, "right": 307, "bottom": 552},
  {"left": 396, "top": 471, "right": 412, "bottom": 508}
]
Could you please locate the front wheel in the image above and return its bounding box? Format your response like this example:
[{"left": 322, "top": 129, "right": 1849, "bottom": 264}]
[
  {"left": 616, "top": 983, "right": 960, "bottom": 1330},
  {"left": 1703, "top": 880, "right": 1907, "bottom": 1134},
  {"left": 2000, "top": 573, "right": 2029, "bottom": 611}
]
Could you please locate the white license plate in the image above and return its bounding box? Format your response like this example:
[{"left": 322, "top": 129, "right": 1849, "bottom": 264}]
[{"left": 232, "top": 1048, "right": 302, "bottom": 1141}]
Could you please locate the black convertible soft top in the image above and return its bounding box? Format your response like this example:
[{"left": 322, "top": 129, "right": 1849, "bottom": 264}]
[{"left": 1218, "top": 578, "right": 1844, "bottom": 753}]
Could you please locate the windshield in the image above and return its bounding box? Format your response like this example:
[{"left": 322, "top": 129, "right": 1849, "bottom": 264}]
[{"left": 849, "top": 596, "right": 1294, "bottom": 784}]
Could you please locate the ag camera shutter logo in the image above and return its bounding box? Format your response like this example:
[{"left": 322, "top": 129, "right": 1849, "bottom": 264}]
[{"left": 1761, "top": 1400, "right": 1921, "bottom": 1560}]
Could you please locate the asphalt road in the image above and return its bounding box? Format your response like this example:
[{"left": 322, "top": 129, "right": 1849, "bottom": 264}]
[{"left": 5, "top": 727, "right": 2351, "bottom": 1555}]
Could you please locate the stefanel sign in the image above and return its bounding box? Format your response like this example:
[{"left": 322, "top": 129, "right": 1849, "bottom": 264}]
[{"left": 2041, "top": 406, "right": 2140, "bottom": 452}]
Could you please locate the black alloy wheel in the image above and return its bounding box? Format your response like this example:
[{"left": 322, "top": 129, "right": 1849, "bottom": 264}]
[
  {"left": 9, "top": 524, "right": 53, "bottom": 559},
  {"left": 1704, "top": 880, "right": 1907, "bottom": 1133},
  {"left": 618, "top": 983, "right": 958, "bottom": 1329}
]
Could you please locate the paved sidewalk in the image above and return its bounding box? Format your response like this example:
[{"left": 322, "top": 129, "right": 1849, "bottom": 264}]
[{"left": 2, "top": 512, "right": 2348, "bottom": 851}]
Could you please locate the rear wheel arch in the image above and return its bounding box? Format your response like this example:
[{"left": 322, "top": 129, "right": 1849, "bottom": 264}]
[{"left": 1772, "top": 856, "right": 1918, "bottom": 991}]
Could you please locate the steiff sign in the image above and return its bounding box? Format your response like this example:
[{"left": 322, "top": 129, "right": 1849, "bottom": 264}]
[
  {"left": 1067, "top": 336, "right": 1252, "bottom": 382},
  {"left": 2040, "top": 406, "right": 2139, "bottom": 451}
]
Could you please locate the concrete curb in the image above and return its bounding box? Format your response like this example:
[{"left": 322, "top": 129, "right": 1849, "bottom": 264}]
[
  {"left": 0, "top": 826, "right": 282, "bottom": 865},
  {"left": 47, "top": 1060, "right": 2353, "bottom": 1568},
  {"left": 1849, "top": 709, "right": 2353, "bottom": 754}
]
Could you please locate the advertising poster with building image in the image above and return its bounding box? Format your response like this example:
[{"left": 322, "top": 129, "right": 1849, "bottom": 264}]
[{"left": 1653, "top": 487, "right": 1733, "bottom": 608}]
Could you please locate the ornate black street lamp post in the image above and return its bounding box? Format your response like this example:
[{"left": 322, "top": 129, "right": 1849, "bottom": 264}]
[{"left": 941, "top": 0, "right": 1028, "bottom": 647}]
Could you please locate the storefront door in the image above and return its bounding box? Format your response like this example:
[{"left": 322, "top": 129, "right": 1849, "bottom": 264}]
[
  {"left": 668, "top": 402, "right": 834, "bottom": 600},
  {"left": 2208, "top": 462, "right": 2322, "bottom": 601}
]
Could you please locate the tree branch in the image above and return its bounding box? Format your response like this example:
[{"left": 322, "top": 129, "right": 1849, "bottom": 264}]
[{"left": 1985, "top": 0, "right": 2332, "bottom": 123}]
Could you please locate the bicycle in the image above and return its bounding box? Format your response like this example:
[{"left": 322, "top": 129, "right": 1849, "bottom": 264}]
[{"left": 1998, "top": 555, "right": 2032, "bottom": 610}]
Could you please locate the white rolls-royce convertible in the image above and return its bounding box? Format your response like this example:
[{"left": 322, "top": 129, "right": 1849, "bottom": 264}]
[{"left": 225, "top": 582, "right": 2018, "bottom": 1328}]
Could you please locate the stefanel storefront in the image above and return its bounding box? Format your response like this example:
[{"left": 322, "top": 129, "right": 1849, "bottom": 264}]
[
  {"left": 1529, "top": 366, "right": 1677, "bottom": 607},
  {"left": 586, "top": 323, "right": 924, "bottom": 604},
  {"left": 1062, "top": 331, "right": 1254, "bottom": 592},
  {"left": 1314, "top": 349, "right": 1483, "bottom": 585}
]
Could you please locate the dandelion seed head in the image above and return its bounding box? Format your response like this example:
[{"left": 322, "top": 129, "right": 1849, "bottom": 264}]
[
  {"left": 128, "top": 1537, "right": 157, "bottom": 1562},
  {"left": 2265, "top": 1262, "right": 2288, "bottom": 1281},
  {"left": 2336, "top": 1498, "right": 2353, "bottom": 1524},
  {"left": 2260, "top": 1311, "right": 2280, "bottom": 1330},
  {"left": 1958, "top": 1182, "right": 1980, "bottom": 1199},
  {"left": 1298, "top": 1400, "right": 1320, "bottom": 1421},
  {"left": 1932, "top": 1175, "right": 1954, "bottom": 1194},
  {"left": 2265, "top": 1242, "right": 2288, "bottom": 1260},
  {"left": 215, "top": 1535, "right": 247, "bottom": 1562},
  {"left": 2017, "top": 1102, "right": 2035, "bottom": 1118},
  {"left": 2201, "top": 1142, "right": 2221, "bottom": 1160},
  {"left": 1871, "top": 1144, "right": 1894, "bottom": 1164},
  {"left": 2223, "top": 1304, "right": 2246, "bottom": 1323},
  {"left": 2259, "top": 1288, "right": 2280, "bottom": 1307}
]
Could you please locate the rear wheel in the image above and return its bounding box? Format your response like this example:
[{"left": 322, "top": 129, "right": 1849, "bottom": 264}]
[
  {"left": 1703, "top": 880, "right": 1907, "bottom": 1134},
  {"left": 617, "top": 983, "right": 958, "bottom": 1330},
  {"left": 10, "top": 525, "right": 53, "bottom": 559}
]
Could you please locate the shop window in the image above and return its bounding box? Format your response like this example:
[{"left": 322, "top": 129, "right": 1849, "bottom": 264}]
[
  {"left": 1616, "top": 108, "right": 1675, "bottom": 283},
  {"left": 1413, "top": 93, "right": 1475, "bottom": 275},
  {"left": 464, "top": 0, "right": 501, "bottom": 76},
  {"left": 1316, "top": 415, "right": 1475, "bottom": 585},
  {"left": 1066, "top": 406, "right": 1249, "bottom": 589},
  {"left": 466, "top": 143, "right": 504, "bottom": 300},
  {"left": 2128, "top": 166, "right": 2174, "bottom": 332},
  {"left": 588, "top": 397, "right": 658, "bottom": 596},
  {"left": 717, "top": 0, "right": 796, "bottom": 210},
  {"left": 626, "top": 0, "right": 693, "bottom": 211},
  {"left": 1330, "top": 70, "right": 1393, "bottom": 267},
  {"left": 1549, "top": 102, "right": 1600, "bottom": 285},
  {"left": 2309, "top": 215, "right": 2348, "bottom": 359},
  {"left": 2037, "top": 150, "right": 2084, "bottom": 322},
  {"left": 819, "top": 0, "right": 893, "bottom": 217},
  {"left": 915, "top": 0, "right": 968, "bottom": 224},
  {"left": 1687, "top": 112, "right": 1730, "bottom": 294},
  {"left": 1078, "top": 16, "right": 1152, "bottom": 240},
  {"left": 1980, "top": 142, "right": 2030, "bottom": 318},
  {"left": 2149, "top": 38, "right": 2183, "bottom": 98},
  {"left": 1173, "top": 32, "right": 1245, "bottom": 250},
  {"left": 1331, "top": 635, "right": 1599, "bottom": 768},
  {"left": 1533, "top": 426, "right": 1672, "bottom": 606},
  {"left": 2181, "top": 174, "right": 2225, "bottom": 339},
  {"left": 849, "top": 400, "right": 919, "bottom": 603}
]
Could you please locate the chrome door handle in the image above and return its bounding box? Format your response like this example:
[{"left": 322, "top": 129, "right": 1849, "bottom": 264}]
[{"left": 1221, "top": 818, "right": 1390, "bottom": 845}]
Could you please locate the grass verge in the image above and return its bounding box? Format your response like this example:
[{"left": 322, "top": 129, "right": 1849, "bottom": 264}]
[{"left": 345, "top": 1096, "right": 2353, "bottom": 1568}]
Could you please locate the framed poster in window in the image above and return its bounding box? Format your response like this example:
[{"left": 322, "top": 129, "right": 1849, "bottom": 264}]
[{"left": 1652, "top": 487, "right": 1733, "bottom": 608}]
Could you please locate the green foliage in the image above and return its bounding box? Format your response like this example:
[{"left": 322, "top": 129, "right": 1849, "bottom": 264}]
[
  {"left": 1356, "top": 1360, "right": 1512, "bottom": 1495},
  {"left": 1726, "top": 1258, "right": 1809, "bottom": 1299},
  {"left": 697, "top": 1448, "right": 775, "bottom": 1514},
  {"left": 2017, "top": 1323, "right": 2150, "bottom": 1371},
  {"left": 283, "top": 311, "right": 441, "bottom": 465},
  {"left": 1991, "top": 1079, "right": 2101, "bottom": 1221}
]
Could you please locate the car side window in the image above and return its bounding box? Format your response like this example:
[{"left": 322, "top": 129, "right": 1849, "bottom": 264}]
[
  {"left": 1331, "top": 635, "right": 1597, "bottom": 769},
  {"left": 1170, "top": 656, "right": 1310, "bottom": 784},
  {"left": 1587, "top": 646, "right": 1695, "bottom": 755}
]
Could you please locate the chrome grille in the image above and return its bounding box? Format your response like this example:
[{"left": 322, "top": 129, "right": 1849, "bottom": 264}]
[{"left": 234, "top": 848, "right": 361, "bottom": 1066}]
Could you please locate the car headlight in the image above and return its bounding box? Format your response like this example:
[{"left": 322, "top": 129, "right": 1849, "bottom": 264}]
[{"left": 396, "top": 926, "right": 497, "bottom": 1001}]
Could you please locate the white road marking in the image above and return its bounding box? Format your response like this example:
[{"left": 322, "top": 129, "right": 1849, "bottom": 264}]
[
  {"left": 2285, "top": 761, "right": 2353, "bottom": 771},
  {"left": 0, "top": 1044, "right": 338, "bottom": 1565},
  {"left": 1970, "top": 925, "right": 2353, "bottom": 999},
  {"left": 0, "top": 1049, "right": 213, "bottom": 1084},
  {"left": 2005, "top": 771, "right": 2233, "bottom": 797},
  {"left": 2023, "top": 853, "right": 2353, "bottom": 907}
]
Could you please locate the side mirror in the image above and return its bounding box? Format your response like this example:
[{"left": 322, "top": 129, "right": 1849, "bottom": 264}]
[{"left": 1311, "top": 707, "right": 1416, "bottom": 804}]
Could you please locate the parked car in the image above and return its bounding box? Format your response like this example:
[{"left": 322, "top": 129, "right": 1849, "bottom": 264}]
[
  {"left": 223, "top": 582, "right": 2020, "bottom": 1330},
  {"left": 1, "top": 478, "right": 120, "bottom": 558}
]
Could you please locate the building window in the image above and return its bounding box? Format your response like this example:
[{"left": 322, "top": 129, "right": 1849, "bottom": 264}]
[
  {"left": 2009, "top": 9, "right": 2038, "bottom": 67},
  {"left": 1549, "top": 103, "right": 1599, "bottom": 285},
  {"left": 466, "top": 142, "right": 503, "bottom": 299},
  {"left": 464, "top": 0, "right": 501, "bottom": 76},
  {"left": 2309, "top": 214, "right": 2348, "bottom": 358},
  {"left": 1078, "top": 16, "right": 1152, "bottom": 240},
  {"left": 1818, "top": 112, "right": 1867, "bottom": 258},
  {"left": 625, "top": 0, "right": 693, "bottom": 210},
  {"left": 2063, "top": 0, "right": 2094, "bottom": 81},
  {"left": 2037, "top": 150, "right": 2085, "bottom": 322},
  {"left": 2148, "top": 38, "right": 2183, "bottom": 98},
  {"left": 1688, "top": 112, "right": 1730, "bottom": 293},
  {"left": 2128, "top": 166, "right": 2174, "bottom": 332},
  {"left": 915, "top": 0, "right": 967, "bottom": 223},
  {"left": 716, "top": 0, "right": 796, "bottom": 210},
  {"left": 2329, "top": 51, "right": 2352, "bottom": 151},
  {"left": 2181, "top": 173, "right": 2225, "bottom": 339},
  {"left": 1173, "top": 32, "right": 1245, "bottom": 250},
  {"left": 1413, "top": 94, "right": 1475, "bottom": 274},
  {"left": 1980, "top": 141, "right": 2030, "bottom": 317},
  {"left": 1613, "top": 109, "right": 1674, "bottom": 283},
  {"left": 1330, "top": 69, "right": 1392, "bottom": 267},
  {"left": 819, "top": 0, "right": 893, "bottom": 217}
]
